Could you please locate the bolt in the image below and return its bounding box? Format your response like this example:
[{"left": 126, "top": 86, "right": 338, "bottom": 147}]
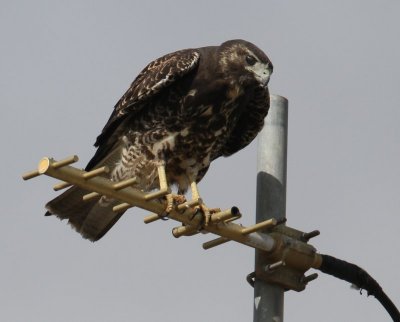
[
  {"left": 301, "top": 230, "right": 320, "bottom": 242},
  {"left": 265, "top": 260, "right": 286, "bottom": 272},
  {"left": 301, "top": 273, "right": 318, "bottom": 284}
]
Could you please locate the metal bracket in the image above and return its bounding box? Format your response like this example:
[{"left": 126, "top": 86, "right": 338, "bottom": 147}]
[{"left": 253, "top": 225, "right": 321, "bottom": 291}]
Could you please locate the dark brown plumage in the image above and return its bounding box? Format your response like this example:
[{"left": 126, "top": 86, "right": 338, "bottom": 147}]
[{"left": 45, "top": 39, "right": 273, "bottom": 241}]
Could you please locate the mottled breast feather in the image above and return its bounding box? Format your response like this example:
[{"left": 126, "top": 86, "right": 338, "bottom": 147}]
[{"left": 219, "top": 86, "right": 270, "bottom": 158}]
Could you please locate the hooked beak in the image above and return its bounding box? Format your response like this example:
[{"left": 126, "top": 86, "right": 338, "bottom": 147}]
[
  {"left": 259, "top": 69, "right": 271, "bottom": 87},
  {"left": 254, "top": 64, "right": 273, "bottom": 87}
]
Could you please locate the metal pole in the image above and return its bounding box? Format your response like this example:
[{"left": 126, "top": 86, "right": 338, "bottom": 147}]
[{"left": 254, "top": 94, "right": 288, "bottom": 322}]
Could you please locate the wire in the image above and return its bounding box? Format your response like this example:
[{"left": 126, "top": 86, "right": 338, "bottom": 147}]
[{"left": 318, "top": 254, "right": 400, "bottom": 322}]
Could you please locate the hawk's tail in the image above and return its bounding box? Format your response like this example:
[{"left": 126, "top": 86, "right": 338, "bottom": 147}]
[{"left": 45, "top": 186, "right": 124, "bottom": 241}]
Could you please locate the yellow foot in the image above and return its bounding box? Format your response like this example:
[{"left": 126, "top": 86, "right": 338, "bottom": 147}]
[
  {"left": 165, "top": 194, "right": 187, "bottom": 214},
  {"left": 188, "top": 180, "right": 220, "bottom": 227},
  {"left": 152, "top": 163, "right": 179, "bottom": 219},
  {"left": 196, "top": 202, "right": 221, "bottom": 227}
]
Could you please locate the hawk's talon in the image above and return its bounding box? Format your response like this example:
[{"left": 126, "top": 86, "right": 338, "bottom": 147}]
[
  {"left": 190, "top": 201, "right": 220, "bottom": 228},
  {"left": 158, "top": 213, "right": 170, "bottom": 221},
  {"left": 165, "top": 194, "right": 174, "bottom": 214},
  {"left": 188, "top": 180, "right": 220, "bottom": 228},
  {"left": 200, "top": 204, "right": 221, "bottom": 227},
  {"left": 155, "top": 164, "right": 186, "bottom": 216},
  {"left": 164, "top": 193, "right": 187, "bottom": 215},
  {"left": 172, "top": 194, "right": 187, "bottom": 205}
]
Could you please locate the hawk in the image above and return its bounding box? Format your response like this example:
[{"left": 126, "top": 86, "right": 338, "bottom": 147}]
[{"left": 45, "top": 39, "right": 273, "bottom": 241}]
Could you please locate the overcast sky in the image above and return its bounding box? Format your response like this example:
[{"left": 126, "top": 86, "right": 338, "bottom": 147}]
[{"left": 1, "top": 1, "right": 399, "bottom": 321}]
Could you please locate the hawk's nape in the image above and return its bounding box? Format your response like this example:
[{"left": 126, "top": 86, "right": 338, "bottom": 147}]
[{"left": 45, "top": 39, "right": 273, "bottom": 241}]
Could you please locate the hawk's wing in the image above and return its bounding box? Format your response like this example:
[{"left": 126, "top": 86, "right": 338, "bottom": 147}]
[
  {"left": 219, "top": 86, "right": 270, "bottom": 157},
  {"left": 86, "top": 49, "right": 200, "bottom": 170}
]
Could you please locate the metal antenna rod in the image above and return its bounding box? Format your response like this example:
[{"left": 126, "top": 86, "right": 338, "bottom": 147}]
[{"left": 254, "top": 95, "right": 288, "bottom": 322}]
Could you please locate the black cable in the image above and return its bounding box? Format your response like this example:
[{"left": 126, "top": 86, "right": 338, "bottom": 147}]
[{"left": 318, "top": 254, "right": 400, "bottom": 322}]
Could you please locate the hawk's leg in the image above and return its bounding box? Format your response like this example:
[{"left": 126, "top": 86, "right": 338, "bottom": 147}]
[
  {"left": 190, "top": 181, "right": 220, "bottom": 227},
  {"left": 156, "top": 164, "right": 186, "bottom": 216}
]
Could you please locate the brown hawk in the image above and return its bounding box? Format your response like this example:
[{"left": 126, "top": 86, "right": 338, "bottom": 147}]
[{"left": 45, "top": 39, "right": 273, "bottom": 241}]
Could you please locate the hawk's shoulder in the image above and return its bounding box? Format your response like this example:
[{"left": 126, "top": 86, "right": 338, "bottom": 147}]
[
  {"left": 118, "top": 49, "right": 200, "bottom": 111},
  {"left": 85, "top": 49, "right": 200, "bottom": 170},
  {"left": 95, "top": 49, "right": 200, "bottom": 148}
]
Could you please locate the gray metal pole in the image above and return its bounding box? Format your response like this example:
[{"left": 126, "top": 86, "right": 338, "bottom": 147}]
[{"left": 254, "top": 94, "right": 288, "bottom": 322}]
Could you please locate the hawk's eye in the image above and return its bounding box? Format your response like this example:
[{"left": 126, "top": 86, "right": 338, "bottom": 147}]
[{"left": 245, "top": 55, "right": 257, "bottom": 66}]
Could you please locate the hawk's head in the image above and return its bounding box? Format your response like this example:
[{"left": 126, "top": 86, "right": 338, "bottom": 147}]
[{"left": 218, "top": 39, "right": 273, "bottom": 87}]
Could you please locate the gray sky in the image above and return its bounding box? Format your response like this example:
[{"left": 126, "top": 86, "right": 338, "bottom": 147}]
[{"left": 1, "top": 1, "right": 399, "bottom": 321}]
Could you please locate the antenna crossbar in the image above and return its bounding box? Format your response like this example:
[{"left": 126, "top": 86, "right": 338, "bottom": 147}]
[{"left": 23, "top": 155, "right": 322, "bottom": 291}]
